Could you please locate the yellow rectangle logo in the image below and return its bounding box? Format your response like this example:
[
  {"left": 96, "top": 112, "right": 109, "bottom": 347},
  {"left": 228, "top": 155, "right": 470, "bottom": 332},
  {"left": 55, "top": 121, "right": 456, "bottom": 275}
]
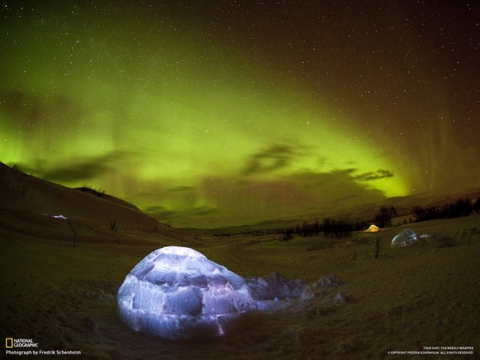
[{"left": 5, "top": 338, "right": 13, "bottom": 348}]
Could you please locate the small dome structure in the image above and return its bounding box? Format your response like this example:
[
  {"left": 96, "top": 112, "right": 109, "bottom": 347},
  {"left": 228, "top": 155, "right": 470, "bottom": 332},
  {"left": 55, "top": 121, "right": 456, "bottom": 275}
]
[
  {"left": 117, "top": 246, "right": 257, "bottom": 340},
  {"left": 390, "top": 228, "right": 418, "bottom": 247}
]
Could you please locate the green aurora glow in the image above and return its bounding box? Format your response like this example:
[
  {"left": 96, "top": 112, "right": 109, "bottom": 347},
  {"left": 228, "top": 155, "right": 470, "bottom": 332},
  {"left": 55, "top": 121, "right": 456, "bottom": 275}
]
[{"left": 1, "top": 1, "right": 479, "bottom": 227}]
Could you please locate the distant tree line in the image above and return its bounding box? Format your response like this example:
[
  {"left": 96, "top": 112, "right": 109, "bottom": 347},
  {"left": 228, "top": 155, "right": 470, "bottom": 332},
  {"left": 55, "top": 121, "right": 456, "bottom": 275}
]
[
  {"left": 282, "top": 217, "right": 354, "bottom": 241},
  {"left": 413, "top": 197, "right": 480, "bottom": 222},
  {"left": 372, "top": 206, "right": 397, "bottom": 228},
  {"left": 255, "top": 197, "right": 480, "bottom": 242},
  {"left": 281, "top": 197, "right": 479, "bottom": 241}
]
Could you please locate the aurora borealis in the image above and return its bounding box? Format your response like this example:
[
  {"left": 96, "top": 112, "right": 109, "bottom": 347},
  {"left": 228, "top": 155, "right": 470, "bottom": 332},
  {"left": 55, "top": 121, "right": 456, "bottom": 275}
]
[{"left": 1, "top": 1, "right": 479, "bottom": 228}]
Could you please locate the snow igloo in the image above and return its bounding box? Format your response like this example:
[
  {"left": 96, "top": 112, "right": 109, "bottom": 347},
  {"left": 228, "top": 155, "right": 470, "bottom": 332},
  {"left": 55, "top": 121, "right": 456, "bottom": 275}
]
[
  {"left": 390, "top": 228, "right": 418, "bottom": 247},
  {"left": 117, "top": 246, "right": 258, "bottom": 340}
]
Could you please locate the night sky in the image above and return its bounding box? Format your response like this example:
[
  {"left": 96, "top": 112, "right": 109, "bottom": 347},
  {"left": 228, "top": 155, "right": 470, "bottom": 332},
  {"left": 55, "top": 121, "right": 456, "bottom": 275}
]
[{"left": 1, "top": 1, "right": 479, "bottom": 228}]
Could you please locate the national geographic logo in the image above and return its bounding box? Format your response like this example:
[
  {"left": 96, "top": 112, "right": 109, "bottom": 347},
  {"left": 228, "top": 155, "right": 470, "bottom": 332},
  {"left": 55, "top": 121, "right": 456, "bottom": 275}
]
[
  {"left": 4, "top": 338, "right": 38, "bottom": 348},
  {"left": 4, "top": 338, "right": 82, "bottom": 356}
]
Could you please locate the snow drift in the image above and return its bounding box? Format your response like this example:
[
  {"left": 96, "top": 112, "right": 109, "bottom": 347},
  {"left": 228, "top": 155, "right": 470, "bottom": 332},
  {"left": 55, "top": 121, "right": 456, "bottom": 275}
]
[{"left": 246, "top": 271, "right": 307, "bottom": 301}]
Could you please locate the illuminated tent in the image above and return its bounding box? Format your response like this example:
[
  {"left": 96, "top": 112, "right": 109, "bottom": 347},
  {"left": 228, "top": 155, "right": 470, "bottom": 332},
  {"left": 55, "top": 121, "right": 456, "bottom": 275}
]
[
  {"left": 365, "top": 224, "right": 380, "bottom": 232},
  {"left": 117, "top": 246, "right": 257, "bottom": 340},
  {"left": 390, "top": 228, "right": 418, "bottom": 247}
]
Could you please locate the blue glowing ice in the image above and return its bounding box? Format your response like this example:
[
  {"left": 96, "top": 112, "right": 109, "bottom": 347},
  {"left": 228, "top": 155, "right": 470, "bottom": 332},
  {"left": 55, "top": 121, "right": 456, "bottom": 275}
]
[
  {"left": 117, "top": 246, "right": 257, "bottom": 340},
  {"left": 390, "top": 228, "right": 418, "bottom": 247}
]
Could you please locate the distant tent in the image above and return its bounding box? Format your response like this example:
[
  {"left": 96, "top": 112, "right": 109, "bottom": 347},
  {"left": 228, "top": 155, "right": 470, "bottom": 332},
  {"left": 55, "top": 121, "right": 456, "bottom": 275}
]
[
  {"left": 365, "top": 224, "right": 380, "bottom": 232},
  {"left": 391, "top": 228, "right": 418, "bottom": 247}
]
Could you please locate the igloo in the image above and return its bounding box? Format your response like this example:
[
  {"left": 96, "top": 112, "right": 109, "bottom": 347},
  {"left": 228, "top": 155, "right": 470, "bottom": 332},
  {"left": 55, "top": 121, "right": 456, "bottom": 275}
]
[
  {"left": 117, "top": 246, "right": 258, "bottom": 340},
  {"left": 390, "top": 228, "right": 418, "bottom": 247}
]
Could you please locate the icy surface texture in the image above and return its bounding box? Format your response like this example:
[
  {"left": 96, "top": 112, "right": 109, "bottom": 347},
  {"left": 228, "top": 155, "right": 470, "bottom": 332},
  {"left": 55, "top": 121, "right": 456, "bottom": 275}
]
[
  {"left": 313, "top": 273, "right": 340, "bottom": 288},
  {"left": 117, "top": 246, "right": 257, "bottom": 340},
  {"left": 391, "top": 228, "right": 418, "bottom": 247},
  {"left": 245, "top": 272, "right": 314, "bottom": 312},
  {"left": 246, "top": 271, "right": 306, "bottom": 301}
]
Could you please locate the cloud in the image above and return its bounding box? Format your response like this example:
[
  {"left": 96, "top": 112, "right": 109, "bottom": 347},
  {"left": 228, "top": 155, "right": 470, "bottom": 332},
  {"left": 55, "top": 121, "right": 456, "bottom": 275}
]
[
  {"left": 180, "top": 167, "right": 389, "bottom": 227},
  {"left": 287, "top": 169, "right": 386, "bottom": 199},
  {"left": 133, "top": 165, "right": 394, "bottom": 228},
  {"left": 142, "top": 205, "right": 178, "bottom": 221},
  {"left": 25, "top": 151, "right": 130, "bottom": 183},
  {"left": 167, "top": 186, "right": 197, "bottom": 193},
  {"left": 353, "top": 169, "right": 394, "bottom": 181},
  {"left": 241, "top": 144, "right": 303, "bottom": 176},
  {"left": 143, "top": 204, "right": 220, "bottom": 227}
]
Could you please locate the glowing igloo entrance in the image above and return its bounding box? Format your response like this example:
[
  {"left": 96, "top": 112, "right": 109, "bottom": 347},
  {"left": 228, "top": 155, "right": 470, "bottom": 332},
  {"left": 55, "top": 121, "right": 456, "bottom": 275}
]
[{"left": 117, "top": 246, "right": 257, "bottom": 340}]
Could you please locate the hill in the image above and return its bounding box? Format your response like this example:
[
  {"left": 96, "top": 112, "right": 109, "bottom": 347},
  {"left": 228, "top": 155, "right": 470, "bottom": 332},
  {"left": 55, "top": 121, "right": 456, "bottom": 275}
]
[{"left": 0, "top": 162, "right": 190, "bottom": 245}]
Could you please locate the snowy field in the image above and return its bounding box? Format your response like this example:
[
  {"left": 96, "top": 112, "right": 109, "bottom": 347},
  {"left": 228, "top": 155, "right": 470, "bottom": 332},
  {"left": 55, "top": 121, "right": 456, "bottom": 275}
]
[{"left": 1, "top": 164, "right": 479, "bottom": 359}]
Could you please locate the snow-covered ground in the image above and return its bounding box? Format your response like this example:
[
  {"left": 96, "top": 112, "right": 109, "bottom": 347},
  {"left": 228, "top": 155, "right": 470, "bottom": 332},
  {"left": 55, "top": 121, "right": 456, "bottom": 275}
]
[{"left": 1, "top": 164, "right": 479, "bottom": 358}]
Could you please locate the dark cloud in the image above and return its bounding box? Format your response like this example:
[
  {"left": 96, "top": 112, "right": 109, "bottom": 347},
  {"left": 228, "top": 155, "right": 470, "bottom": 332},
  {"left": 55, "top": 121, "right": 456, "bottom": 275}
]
[
  {"left": 26, "top": 151, "right": 130, "bottom": 183},
  {"left": 191, "top": 206, "right": 221, "bottom": 216},
  {"left": 242, "top": 144, "right": 304, "bottom": 176},
  {"left": 167, "top": 185, "right": 196, "bottom": 193},
  {"left": 353, "top": 169, "right": 394, "bottom": 181},
  {"left": 187, "top": 167, "right": 389, "bottom": 227},
  {"left": 143, "top": 204, "right": 220, "bottom": 227},
  {"left": 142, "top": 166, "right": 395, "bottom": 227},
  {"left": 138, "top": 165, "right": 393, "bottom": 228},
  {"left": 142, "top": 205, "right": 178, "bottom": 221},
  {"left": 288, "top": 169, "right": 386, "bottom": 196},
  {"left": 39, "top": 162, "right": 109, "bottom": 182}
]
